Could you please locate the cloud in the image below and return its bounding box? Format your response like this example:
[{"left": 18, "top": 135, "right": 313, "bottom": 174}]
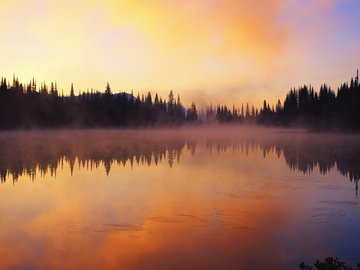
[
  {"left": 0, "top": 0, "right": 356, "bottom": 106},
  {"left": 103, "top": 0, "right": 291, "bottom": 61}
]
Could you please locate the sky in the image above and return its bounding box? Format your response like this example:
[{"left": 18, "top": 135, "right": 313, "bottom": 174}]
[{"left": 0, "top": 0, "right": 359, "bottom": 107}]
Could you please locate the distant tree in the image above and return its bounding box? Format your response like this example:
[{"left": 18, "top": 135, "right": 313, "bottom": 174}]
[
  {"left": 40, "top": 82, "right": 48, "bottom": 94},
  {"left": 70, "top": 83, "right": 75, "bottom": 98},
  {"left": 251, "top": 105, "right": 255, "bottom": 119},
  {"left": 145, "top": 92, "right": 152, "bottom": 105},
  {"left": 168, "top": 90, "right": 174, "bottom": 107},
  {"left": 105, "top": 82, "right": 111, "bottom": 95},
  {"left": 154, "top": 93, "right": 159, "bottom": 107},
  {"left": 276, "top": 99, "right": 282, "bottom": 113},
  {"left": 245, "top": 103, "right": 250, "bottom": 120},
  {"left": 177, "top": 94, "right": 181, "bottom": 107},
  {"left": 187, "top": 102, "right": 198, "bottom": 122}
]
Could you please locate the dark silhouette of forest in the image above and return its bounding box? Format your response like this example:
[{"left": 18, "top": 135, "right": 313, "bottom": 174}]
[
  {"left": 300, "top": 257, "right": 360, "bottom": 270},
  {"left": 211, "top": 71, "right": 360, "bottom": 131},
  {"left": 0, "top": 77, "right": 198, "bottom": 128},
  {"left": 1, "top": 129, "right": 359, "bottom": 195},
  {"left": 0, "top": 71, "right": 359, "bottom": 130}
]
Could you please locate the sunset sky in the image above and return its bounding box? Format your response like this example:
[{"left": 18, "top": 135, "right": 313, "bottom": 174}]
[{"left": 0, "top": 0, "right": 359, "bottom": 107}]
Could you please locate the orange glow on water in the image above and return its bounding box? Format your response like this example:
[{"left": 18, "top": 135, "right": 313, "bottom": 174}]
[{"left": 0, "top": 132, "right": 354, "bottom": 270}]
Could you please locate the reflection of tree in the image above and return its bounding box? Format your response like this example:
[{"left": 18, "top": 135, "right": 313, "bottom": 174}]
[
  {"left": 1, "top": 131, "right": 360, "bottom": 195},
  {"left": 203, "top": 134, "right": 360, "bottom": 194},
  {"left": 0, "top": 131, "right": 187, "bottom": 183},
  {"left": 280, "top": 140, "right": 360, "bottom": 195}
]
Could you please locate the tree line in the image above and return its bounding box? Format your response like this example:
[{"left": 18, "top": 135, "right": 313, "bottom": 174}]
[
  {"left": 213, "top": 70, "right": 360, "bottom": 131},
  {"left": 0, "top": 77, "right": 198, "bottom": 128},
  {"left": 0, "top": 71, "right": 359, "bottom": 130}
]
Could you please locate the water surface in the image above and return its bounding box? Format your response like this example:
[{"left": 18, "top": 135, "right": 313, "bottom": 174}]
[{"left": 0, "top": 127, "right": 359, "bottom": 269}]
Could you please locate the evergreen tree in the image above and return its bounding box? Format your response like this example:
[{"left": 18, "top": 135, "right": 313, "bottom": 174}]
[
  {"left": 105, "top": 82, "right": 111, "bottom": 95},
  {"left": 168, "top": 90, "right": 174, "bottom": 107},
  {"left": 70, "top": 83, "right": 75, "bottom": 98}
]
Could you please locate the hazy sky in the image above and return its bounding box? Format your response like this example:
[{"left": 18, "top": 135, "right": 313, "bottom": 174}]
[{"left": 0, "top": 0, "right": 359, "bottom": 107}]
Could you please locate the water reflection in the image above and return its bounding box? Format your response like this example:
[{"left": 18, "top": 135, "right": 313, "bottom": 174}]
[
  {"left": 1, "top": 129, "right": 359, "bottom": 194},
  {"left": 0, "top": 128, "right": 360, "bottom": 270}
]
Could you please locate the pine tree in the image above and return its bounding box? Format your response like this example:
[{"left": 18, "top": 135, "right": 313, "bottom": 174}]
[
  {"left": 168, "top": 90, "right": 174, "bottom": 106},
  {"left": 245, "top": 103, "right": 250, "bottom": 120},
  {"left": 177, "top": 94, "right": 181, "bottom": 107},
  {"left": 105, "top": 82, "right": 111, "bottom": 95},
  {"left": 145, "top": 92, "right": 152, "bottom": 105},
  {"left": 70, "top": 83, "right": 75, "bottom": 98},
  {"left": 154, "top": 93, "right": 159, "bottom": 106}
]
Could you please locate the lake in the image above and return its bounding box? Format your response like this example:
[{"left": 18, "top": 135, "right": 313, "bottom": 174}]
[{"left": 0, "top": 127, "right": 359, "bottom": 270}]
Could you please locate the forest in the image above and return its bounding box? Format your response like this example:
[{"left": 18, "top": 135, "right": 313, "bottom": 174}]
[
  {"left": 215, "top": 70, "right": 360, "bottom": 131},
  {"left": 0, "top": 71, "right": 359, "bottom": 130},
  {"left": 0, "top": 78, "right": 198, "bottom": 128}
]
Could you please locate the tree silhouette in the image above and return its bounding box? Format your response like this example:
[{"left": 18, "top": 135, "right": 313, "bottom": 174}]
[
  {"left": 205, "top": 70, "right": 360, "bottom": 130},
  {"left": 1, "top": 71, "right": 360, "bottom": 130},
  {"left": 0, "top": 76, "right": 199, "bottom": 129}
]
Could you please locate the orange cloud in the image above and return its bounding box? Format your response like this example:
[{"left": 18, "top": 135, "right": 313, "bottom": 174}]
[{"left": 0, "top": 0, "right": 354, "bottom": 107}]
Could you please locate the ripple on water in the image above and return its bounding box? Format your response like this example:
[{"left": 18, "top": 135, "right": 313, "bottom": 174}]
[
  {"left": 310, "top": 200, "right": 360, "bottom": 225},
  {"left": 64, "top": 223, "right": 145, "bottom": 234}
]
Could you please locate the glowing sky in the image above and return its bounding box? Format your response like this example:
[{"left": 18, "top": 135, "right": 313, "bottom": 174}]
[{"left": 0, "top": 0, "right": 359, "bottom": 106}]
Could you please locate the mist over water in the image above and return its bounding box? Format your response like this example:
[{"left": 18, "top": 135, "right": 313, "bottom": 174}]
[
  {"left": 0, "top": 127, "right": 359, "bottom": 269},
  {"left": 1, "top": 127, "right": 359, "bottom": 186}
]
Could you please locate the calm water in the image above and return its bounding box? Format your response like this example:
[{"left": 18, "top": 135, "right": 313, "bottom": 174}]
[{"left": 0, "top": 127, "right": 359, "bottom": 270}]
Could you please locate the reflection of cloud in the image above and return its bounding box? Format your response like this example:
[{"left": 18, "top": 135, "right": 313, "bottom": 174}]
[
  {"left": 1, "top": 128, "right": 360, "bottom": 269},
  {"left": 0, "top": 144, "right": 292, "bottom": 270}
]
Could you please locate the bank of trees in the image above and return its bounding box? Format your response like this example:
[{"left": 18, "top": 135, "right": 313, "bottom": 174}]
[
  {"left": 213, "top": 71, "right": 360, "bottom": 131},
  {"left": 1, "top": 71, "right": 360, "bottom": 130},
  {"left": 0, "top": 78, "right": 198, "bottom": 128}
]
